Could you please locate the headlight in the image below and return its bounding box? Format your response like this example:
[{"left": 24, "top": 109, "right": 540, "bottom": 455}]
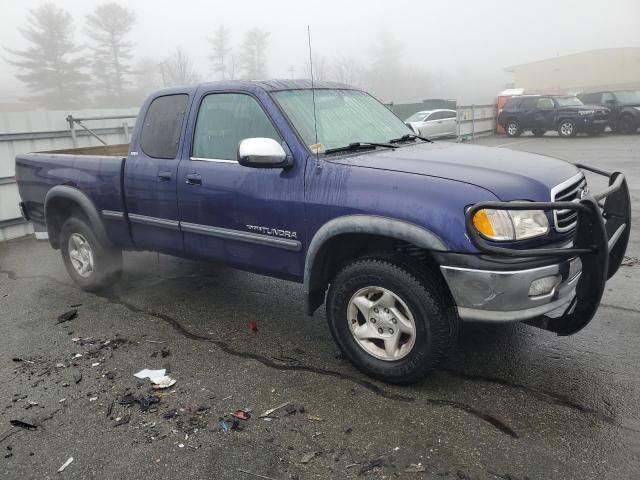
[
  {"left": 472, "top": 208, "right": 549, "bottom": 241},
  {"left": 578, "top": 110, "right": 595, "bottom": 115},
  {"left": 634, "top": 107, "right": 640, "bottom": 112}
]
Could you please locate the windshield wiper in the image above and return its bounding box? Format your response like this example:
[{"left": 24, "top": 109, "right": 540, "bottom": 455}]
[
  {"left": 389, "top": 133, "right": 433, "bottom": 143},
  {"left": 324, "top": 142, "right": 396, "bottom": 154}
]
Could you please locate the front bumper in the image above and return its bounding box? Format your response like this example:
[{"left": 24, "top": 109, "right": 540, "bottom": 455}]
[
  {"left": 441, "top": 256, "right": 581, "bottom": 322},
  {"left": 444, "top": 164, "right": 630, "bottom": 335}
]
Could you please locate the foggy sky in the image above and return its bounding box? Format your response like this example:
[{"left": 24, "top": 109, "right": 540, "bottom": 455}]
[{"left": 1, "top": 0, "right": 639, "bottom": 104}]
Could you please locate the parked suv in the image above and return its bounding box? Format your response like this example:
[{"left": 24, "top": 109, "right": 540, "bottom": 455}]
[
  {"left": 498, "top": 95, "right": 609, "bottom": 138},
  {"left": 578, "top": 90, "right": 640, "bottom": 134}
]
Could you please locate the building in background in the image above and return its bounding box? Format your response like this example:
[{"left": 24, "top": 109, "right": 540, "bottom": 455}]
[{"left": 505, "top": 47, "right": 640, "bottom": 94}]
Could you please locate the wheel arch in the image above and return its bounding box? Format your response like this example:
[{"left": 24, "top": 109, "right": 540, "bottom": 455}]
[
  {"left": 303, "top": 215, "right": 449, "bottom": 315},
  {"left": 44, "top": 185, "right": 111, "bottom": 250}
]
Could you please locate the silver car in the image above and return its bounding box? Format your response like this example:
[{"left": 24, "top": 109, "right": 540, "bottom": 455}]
[{"left": 405, "top": 109, "right": 457, "bottom": 138}]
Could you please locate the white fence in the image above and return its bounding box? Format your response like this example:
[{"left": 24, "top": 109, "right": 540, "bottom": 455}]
[
  {"left": 0, "top": 108, "right": 138, "bottom": 241},
  {"left": 456, "top": 104, "right": 497, "bottom": 141}
]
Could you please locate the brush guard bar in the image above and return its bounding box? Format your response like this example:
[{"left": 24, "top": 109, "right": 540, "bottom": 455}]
[{"left": 464, "top": 165, "right": 631, "bottom": 335}]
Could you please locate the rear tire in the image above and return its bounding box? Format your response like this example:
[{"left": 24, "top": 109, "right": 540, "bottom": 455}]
[
  {"left": 326, "top": 256, "right": 458, "bottom": 384},
  {"left": 505, "top": 119, "right": 521, "bottom": 137},
  {"left": 60, "top": 217, "right": 122, "bottom": 291},
  {"left": 532, "top": 129, "right": 546, "bottom": 137},
  {"left": 557, "top": 119, "right": 577, "bottom": 138},
  {"left": 617, "top": 114, "right": 637, "bottom": 134}
]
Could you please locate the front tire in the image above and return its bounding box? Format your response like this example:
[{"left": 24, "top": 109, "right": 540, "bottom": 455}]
[
  {"left": 326, "top": 256, "right": 458, "bottom": 384},
  {"left": 557, "top": 119, "right": 577, "bottom": 138},
  {"left": 60, "top": 217, "right": 122, "bottom": 291}
]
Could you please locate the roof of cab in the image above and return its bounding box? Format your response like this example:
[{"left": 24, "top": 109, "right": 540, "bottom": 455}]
[{"left": 152, "top": 79, "right": 355, "bottom": 97}]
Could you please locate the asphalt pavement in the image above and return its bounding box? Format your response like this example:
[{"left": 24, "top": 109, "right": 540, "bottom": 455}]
[{"left": 0, "top": 132, "right": 638, "bottom": 479}]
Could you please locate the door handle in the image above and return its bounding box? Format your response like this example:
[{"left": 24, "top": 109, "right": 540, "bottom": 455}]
[
  {"left": 158, "top": 171, "right": 172, "bottom": 182},
  {"left": 185, "top": 173, "right": 202, "bottom": 185}
]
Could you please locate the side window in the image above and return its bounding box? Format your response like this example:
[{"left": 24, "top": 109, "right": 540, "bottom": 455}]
[
  {"left": 520, "top": 97, "right": 538, "bottom": 109},
  {"left": 193, "top": 93, "right": 282, "bottom": 160},
  {"left": 537, "top": 98, "right": 555, "bottom": 110},
  {"left": 602, "top": 92, "right": 615, "bottom": 104},
  {"left": 428, "top": 111, "right": 446, "bottom": 121},
  {"left": 443, "top": 111, "right": 457, "bottom": 119},
  {"left": 141, "top": 94, "right": 189, "bottom": 159}
]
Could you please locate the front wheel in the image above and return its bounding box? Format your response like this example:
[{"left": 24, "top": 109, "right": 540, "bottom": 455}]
[
  {"left": 326, "top": 256, "right": 458, "bottom": 384},
  {"left": 60, "top": 217, "right": 122, "bottom": 291},
  {"left": 505, "top": 119, "right": 521, "bottom": 137},
  {"left": 557, "top": 119, "right": 577, "bottom": 138}
]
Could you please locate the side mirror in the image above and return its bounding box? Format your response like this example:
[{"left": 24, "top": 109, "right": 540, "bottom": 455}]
[{"left": 237, "top": 138, "right": 291, "bottom": 169}]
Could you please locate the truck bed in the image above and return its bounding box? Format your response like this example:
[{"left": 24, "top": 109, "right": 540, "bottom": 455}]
[{"left": 35, "top": 143, "right": 129, "bottom": 157}]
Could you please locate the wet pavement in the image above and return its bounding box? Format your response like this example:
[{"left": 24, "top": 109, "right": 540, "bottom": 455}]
[{"left": 0, "top": 132, "right": 639, "bottom": 479}]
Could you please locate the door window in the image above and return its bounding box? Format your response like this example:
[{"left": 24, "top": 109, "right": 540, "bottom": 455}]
[
  {"left": 536, "top": 98, "right": 555, "bottom": 110},
  {"left": 519, "top": 97, "right": 538, "bottom": 109},
  {"left": 141, "top": 94, "right": 189, "bottom": 159},
  {"left": 602, "top": 92, "right": 615, "bottom": 104},
  {"left": 193, "top": 93, "right": 282, "bottom": 160},
  {"left": 428, "top": 111, "right": 447, "bottom": 121}
]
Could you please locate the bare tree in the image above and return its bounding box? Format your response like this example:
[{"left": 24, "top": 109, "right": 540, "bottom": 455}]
[
  {"left": 86, "top": 2, "right": 136, "bottom": 105},
  {"left": 239, "top": 28, "right": 269, "bottom": 79},
  {"left": 209, "top": 25, "right": 232, "bottom": 80},
  {"left": 161, "top": 47, "right": 199, "bottom": 86},
  {"left": 4, "top": 3, "right": 89, "bottom": 108}
]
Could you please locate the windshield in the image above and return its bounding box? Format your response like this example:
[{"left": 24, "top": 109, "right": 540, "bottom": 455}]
[
  {"left": 405, "top": 112, "right": 430, "bottom": 122},
  {"left": 272, "top": 89, "right": 412, "bottom": 153},
  {"left": 554, "top": 96, "right": 583, "bottom": 107},
  {"left": 614, "top": 91, "right": 640, "bottom": 104}
]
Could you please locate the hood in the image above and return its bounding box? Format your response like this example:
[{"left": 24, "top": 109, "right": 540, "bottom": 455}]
[{"left": 329, "top": 141, "right": 580, "bottom": 201}]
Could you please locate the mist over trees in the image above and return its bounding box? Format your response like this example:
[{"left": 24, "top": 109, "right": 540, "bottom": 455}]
[
  {"left": 4, "top": 3, "right": 89, "bottom": 109},
  {"left": 86, "top": 2, "right": 136, "bottom": 106},
  {"left": 4, "top": 3, "right": 440, "bottom": 109}
]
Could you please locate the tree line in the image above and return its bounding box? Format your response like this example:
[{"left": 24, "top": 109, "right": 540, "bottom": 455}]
[{"left": 4, "top": 2, "right": 432, "bottom": 110}]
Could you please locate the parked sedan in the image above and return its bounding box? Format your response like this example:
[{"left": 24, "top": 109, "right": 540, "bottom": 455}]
[{"left": 405, "top": 109, "right": 457, "bottom": 138}]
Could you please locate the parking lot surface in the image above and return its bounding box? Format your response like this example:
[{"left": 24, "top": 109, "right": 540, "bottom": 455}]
[{"left": 0, "top": 133, "right": 639, "bottom": 479}]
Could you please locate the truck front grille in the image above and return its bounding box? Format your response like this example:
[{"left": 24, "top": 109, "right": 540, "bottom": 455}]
[{"left": 551, "top": 174, "right": 587, "bottom": 232}]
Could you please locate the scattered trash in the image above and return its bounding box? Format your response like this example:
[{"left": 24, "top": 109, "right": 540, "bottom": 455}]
[
  {"left": 9, "top": 419, "right": 37, "bottom": 430},
  {"left": 221, "top": 395, "right": 233, "bottom": 401},
  {"left": 134, "top": 369, "right": 176, "bottom": 389},
  {"left": 218, "top": 419, "right": 231, "bottom": 433},
  {"left": 59, "top": 398, "right": 66, "bottom": 403},
  {"left": 622, "top": 255, "right": 639, "bottom": 267},
  {"left": 69, "top": 303, "right": 82, "bottom": 308},
  {"left": 57, "top": 456, "right": 74, "bottom": 473},
  {"left": 259, "top": 401, "right": 291, "bottom": 418},
  {"left": 89, "top": 397, "right": 98, "bottom": 402},
  {"left": 161, "top": 347, "right": 171, "bottom": 358},
  {"left": 236, "top": 469, "right": 277, "bottom": 480},
  {"left": 74, "top": 373, "right": 82, "bottom": 384},
  {"left": 56, "top": 309, "right": 78, "bottom": 324},
  {"left": 139, "top": 395, "right": 161, "bottom": 412},
  {"left": 113, "top": 414, "right": 130, "bottom": 427},
  {"left": 300, "top": 451, "right": 320, "bottom": 464},
  {"left": 144, "top": 340, "right": 166, "bottom": 344},
  {"left": 163, "top": 409, "right": 178, "bottom": 419},
  {"left": 406, "top": 463, "right": 427, "bottom": 473},
  {"left": 231, "top": 409, "right": 251, "bottom": 421},
  {"left": 106, "top": 400, "right": 114, "bottom": 418},
  {"left": 25, "top": 400, "right": 38, "bottom": 409},
  {"left": 307, "top": 415, "right": 323, "bottom": 422},
  {"left": 248, "top": 320, "right": 258, "bottom": 334},
  {"left": 73, "top": 354, "right": 82, "bottom": 359},
  {"left": 12, "top": 357, "right": 34, "bottom": 364},
  {"left": 91, "top": 363, "right": 100, "bottom": 367},
  {"left": 284, "top": 404, "right": 297, "bottom": 415},
  {"left": 344, "top": 427, "right": 353, "bottom": 434},
  {"left": 119, "top": 394, "right": 136, "bottom": 406},
  {"left": 358, "top": 459, "right": 384, "bottom": 475},
  {"left": 56, "top": 363, "right": 65, "bottom": 368}
]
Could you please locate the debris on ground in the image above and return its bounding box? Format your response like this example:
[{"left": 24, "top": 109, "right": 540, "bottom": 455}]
[
  {"left": 248, "top": 320, "right": 258, "bottom": 334},
  {"left": 358, "top": 458, "right": 385, "bottom": 475},
  {"left": 622, "top": 255, "right": 640, "bottom": 267},
  {"left": 307, "top": 415, "right": 323, "bottom": 422},
  {"left": 300, "top": 451, "right": 320, "bottom": 464},
  {"left": 236, "top": 468, "right": 277, "bottom": 480},
  {"left": 73, "top": 373, "right": 82, "bottom": 384},
  {"left": 113, "top": 414, "right": 130, "bottom": 427},
  {"left": 231, "top": 409, "right": 251, "bottom": 421},
  {"left": 9, "top": 419, "right": 37, "bottom": 430},
  {"left": 133, "top": 368, "right": 176, "bottom": 389},
  {"left": 284, "top": 404, "right": 297, "bottom": 415},
  {"left": 161, "top": 346, "right": 171, "bottom": 358},
  {"left": 405, "top": 463, "right": 427, "bottom": 473},
  {"left": 139, "top": 395, "right": 161, "bottom": 412},
  {"left": 57, "top": 456, "right": 74, "bottom": 473},
  {"left": 259, "top": 401, "right": 291, "bottom": 418},
  {"left": 56, "top": 309, "right": 78, "bottom": 324},
  {"left": 12, "top": 357, "right": 34, "bottom": 364}
]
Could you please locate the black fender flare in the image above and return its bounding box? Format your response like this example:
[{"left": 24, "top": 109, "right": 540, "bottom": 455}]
[
  {"left": 44, "top": 185, "right": 111, "bottom": 249},
  {"left": 303, "top": 215, "right": 448, "bottom": 314}
]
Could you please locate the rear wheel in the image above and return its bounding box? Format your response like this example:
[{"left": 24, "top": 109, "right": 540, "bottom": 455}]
[
  {"left": 617, "top": 114, "right": 637, "bottom": 134},
  {"left": 60, "top": 217, "right": 122, "bottom": 291},
  {"left": 326, "top": 256, "right": 458, "bottom": 384},
  {"left": 506, "top": 119, "right": 521, "bottom": 137},
  {"left": 557, "top": 119, "right": 577, "bottom": 138},
  {"left": 532, "top": 129, "right": 546, "bottom": 137}
]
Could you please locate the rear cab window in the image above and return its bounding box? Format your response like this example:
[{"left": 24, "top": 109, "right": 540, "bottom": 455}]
[{"left": 141, "top": 94, "right": 189, "bottom": 159}]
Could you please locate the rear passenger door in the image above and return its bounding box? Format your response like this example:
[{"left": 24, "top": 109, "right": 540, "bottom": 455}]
[
  {"left": 533, "top": 97, "right": 556, "bottom": 130},
  {"left": 124, "top": 93, "right": 189, "bottom": 255}
]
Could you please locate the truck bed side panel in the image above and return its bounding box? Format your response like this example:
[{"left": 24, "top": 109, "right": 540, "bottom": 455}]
[{"left": 15, "top": 153, "right": 133, "bottom": 249}]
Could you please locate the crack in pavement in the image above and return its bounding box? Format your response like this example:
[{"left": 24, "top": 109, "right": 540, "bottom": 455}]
[
  {"left": 442, "top": 368, "right": 639, "bottom": 433},
  {"left": 600, "top": 303, "right": 640, "bottom": 315}
]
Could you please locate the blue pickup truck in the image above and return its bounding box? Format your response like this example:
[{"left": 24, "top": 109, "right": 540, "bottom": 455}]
[{"left": 15, "top": 80, "right": 631, "bottom": 383}]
